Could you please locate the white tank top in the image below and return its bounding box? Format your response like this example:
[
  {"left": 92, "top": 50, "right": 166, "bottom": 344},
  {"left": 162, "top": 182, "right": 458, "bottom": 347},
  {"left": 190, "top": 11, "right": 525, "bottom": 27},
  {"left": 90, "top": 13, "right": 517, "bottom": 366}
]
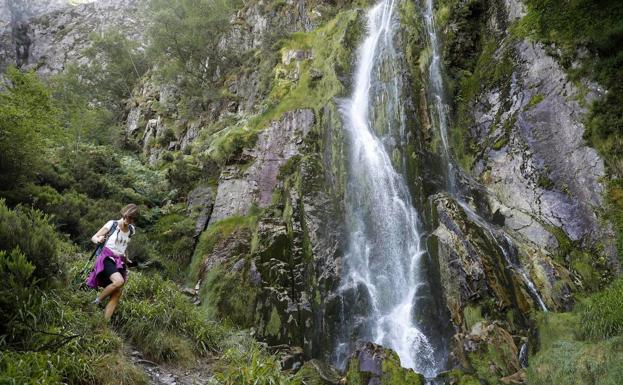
[{"left": 103, "top": 220, "right": 133, "bottom": 256}]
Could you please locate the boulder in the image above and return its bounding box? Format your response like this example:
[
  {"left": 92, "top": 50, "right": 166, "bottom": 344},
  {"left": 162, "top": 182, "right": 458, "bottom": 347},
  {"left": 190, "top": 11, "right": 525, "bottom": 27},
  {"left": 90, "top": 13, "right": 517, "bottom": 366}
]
[{"left": 345, "top": 342, "right": 425, "bottom": 385}]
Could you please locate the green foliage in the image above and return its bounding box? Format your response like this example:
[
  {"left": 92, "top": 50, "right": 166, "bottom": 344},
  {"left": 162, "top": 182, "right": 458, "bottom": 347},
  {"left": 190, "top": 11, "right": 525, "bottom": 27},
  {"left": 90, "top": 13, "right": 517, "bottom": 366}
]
[
  {"left": 0, "top": 249, "right": 148, "bottom": 385},
  {"left": 114, "top": 272, "right": 228, "bottom": 362},
  {"left": 211, "top": 335, "right": 301, "bottom": 385},
  {"left": 166, "top": 154, "right": 204, "bottom": 196},
  {"left": 50, "top": 65, "right": 118, "bottom": 146},
  {"left": 0, "top": 200, "right": 62, "bottom": 284},
  {"left": 82, "top": 30, "right": 149, "bottom": 116},
  {"left": 529, "top": 279, "right": 623, "bottom": 385},
  {"left": 153, "top": 211, "right": 196, "bottom": 262},
  {"left": 528, "top": 336, "right": 623, "bottom": 385},
  {"left": 147, "top": 0, "right": 243, "bottom": 100},
  {"left": 526, "top": 93, "right": 544, "bottom": 109},
  {"left": 579, "top": 277, "right": 623, "bottom": 340},
  {"left": 0, "top": 68, "right": 61, "bottom": 189}
]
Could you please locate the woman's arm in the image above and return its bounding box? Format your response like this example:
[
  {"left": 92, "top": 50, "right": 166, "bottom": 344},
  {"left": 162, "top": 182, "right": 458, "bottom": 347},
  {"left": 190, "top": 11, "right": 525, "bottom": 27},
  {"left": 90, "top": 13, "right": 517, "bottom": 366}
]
[{"left": 91, "top": 225, "right": 109, "bottom": 244}]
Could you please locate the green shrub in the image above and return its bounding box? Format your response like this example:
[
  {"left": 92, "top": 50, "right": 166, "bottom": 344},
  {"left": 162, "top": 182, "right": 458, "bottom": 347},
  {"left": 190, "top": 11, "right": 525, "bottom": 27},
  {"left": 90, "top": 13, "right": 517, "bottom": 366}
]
[
  {"left": 579, "top": 277, "right": 623, "bottom": 340},
  {"left": 0, "top": 350, "right": 63, "bottom": 385},
  {"left": 0, "top": 67, "right": 62, "bottom": 189},
  {"left": 0, "top": 200, "right": 62, "bottom": 284},
  {"left": 81, "top": 30, "right": 149, "bottom": 117},
  {"left": 153, "top": 212, "right": 196, "bottom": 263},
  {"left": 147, "top": 0, "right": 243, "bottom": 100}
]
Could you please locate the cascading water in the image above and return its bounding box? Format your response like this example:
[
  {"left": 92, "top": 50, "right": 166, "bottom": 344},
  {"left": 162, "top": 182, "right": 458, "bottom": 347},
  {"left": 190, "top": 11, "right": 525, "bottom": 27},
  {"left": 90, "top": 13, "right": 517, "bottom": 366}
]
[
  {"left": 422, "top": 0, "right": 548, "bottom": 311},
  {"left": 336, "top": 0, "right": 445, "bottom": 377},
  {"left": 423, "top": 0, "right": 455, "bottom": 193}
]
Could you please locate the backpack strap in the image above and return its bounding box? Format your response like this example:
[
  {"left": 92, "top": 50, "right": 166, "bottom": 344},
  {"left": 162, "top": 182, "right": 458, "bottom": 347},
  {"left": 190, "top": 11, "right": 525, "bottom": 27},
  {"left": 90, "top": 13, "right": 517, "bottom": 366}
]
[
  {"left": 108, "top": 220, "right": 118, "bottom": 238},
  {"left": 129, "top": 224, "right": 135, "bottom": 238},
  {"left": 90, "top": 220, "right": 118, "bottom": 261}
]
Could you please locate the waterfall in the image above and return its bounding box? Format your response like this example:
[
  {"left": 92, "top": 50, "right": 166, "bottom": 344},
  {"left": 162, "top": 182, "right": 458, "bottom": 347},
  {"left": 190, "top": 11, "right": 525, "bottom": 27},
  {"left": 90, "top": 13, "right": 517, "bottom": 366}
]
[
  {"left": 423, "top": 0, "right": 455, "bottom": 193},
  {"left": 423, "top": 0, "right": 548, "bottom": 312},
  {"left": 336, "top": 0, "right": 444, "bottom": 376}
]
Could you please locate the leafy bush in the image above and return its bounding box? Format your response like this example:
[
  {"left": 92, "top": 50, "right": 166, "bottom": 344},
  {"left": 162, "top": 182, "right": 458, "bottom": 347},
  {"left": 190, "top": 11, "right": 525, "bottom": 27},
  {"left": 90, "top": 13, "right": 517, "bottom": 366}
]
[
  {"left": 579, "top": 277, "right": 623, "bottom": 340},
  {"left": 147, "top": 0, "right": 242, "bottom": 84},
  {"left": 81, "top": 31, "right": 149, "bottom": 117},
  {"left": 153, "top": 212, "right": 196, "bottom": 262},
  {"left": 0, "top": 67, "right": 61, "bottom": 189},
  {"left": 0, "top": 200, "right": 62, "bottom": 284}
]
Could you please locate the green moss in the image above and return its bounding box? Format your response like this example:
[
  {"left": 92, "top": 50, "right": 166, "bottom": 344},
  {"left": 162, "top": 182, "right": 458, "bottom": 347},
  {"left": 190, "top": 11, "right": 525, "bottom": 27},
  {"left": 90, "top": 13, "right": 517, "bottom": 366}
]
[
  {"left": 202, "top": 265, "right": 259, "bottom": 328},
  {"left": 380, "top": 350, "right": 425, "bottom": 385},
  {"left": 441, "top": 370, "right": 482, "bottom": 385},
  {"left": 248, "top": 9, "right": 362, "bottom": 129},
  {"left": 543, "top": 224, "right": 574, "bottom": 260},
  {"left": 294, "top": 360, "right": 341, "bottom": 385},
  {"left": 569, "top": 250, "right": 601, "bottom": 292},
  {"left": 345, "top": 347, "right": 424, "bottom": 385},
  {"left": 463, "top": 305, "right": 483, "bottom": 330},
  {"left": 265, "top": 307, "right": 282, "bottom": 337},
  {"left": 466, "top": 324, "right": 520, "bottom": 384},
  {"left": 188, "top": 214, "right": 259, "bottom": 283},
  {"left": 491, "top": 135, "right": 509, "bottom": 150},
  {"left": 537, "top": 172, "right": 555, "bottom": 190},
  {"left": 526, "top": 93, "right": 545, "bottom": 109},
  {"left": 439, "top": 0, "right": 518, "bottom": 171}
]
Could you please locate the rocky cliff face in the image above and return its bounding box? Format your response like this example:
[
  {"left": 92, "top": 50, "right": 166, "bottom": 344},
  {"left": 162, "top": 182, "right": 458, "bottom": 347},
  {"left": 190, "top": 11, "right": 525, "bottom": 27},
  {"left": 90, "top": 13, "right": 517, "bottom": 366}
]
[
  {"left": 8, "top": 0, "right": 619, "bottom": 383},
  {"left": 414, "top": 0, "right": 619, "bottom": 381},
  {"left": 0, "top": 0, "right": 144, "bottom": 75}
]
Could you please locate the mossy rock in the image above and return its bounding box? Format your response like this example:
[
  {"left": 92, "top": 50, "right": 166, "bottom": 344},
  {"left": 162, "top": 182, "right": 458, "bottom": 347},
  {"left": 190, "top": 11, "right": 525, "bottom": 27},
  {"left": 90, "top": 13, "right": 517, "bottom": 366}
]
[
  {"left": 294, "top": 359, "right": 342, "bottom": 385},
  {"left": 436, "top": 369, "right": 482, "bottom": 385},
  {"left": 465, "top": 322, "right": 521, "bottom": 385},
  {"left": 345, "top": 342, "right": 425, "bottom": 385}
]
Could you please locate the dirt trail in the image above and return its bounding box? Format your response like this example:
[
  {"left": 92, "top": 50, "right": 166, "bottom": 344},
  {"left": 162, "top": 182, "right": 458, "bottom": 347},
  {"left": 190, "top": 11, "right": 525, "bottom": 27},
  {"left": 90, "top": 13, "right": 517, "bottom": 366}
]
[{"left": 129, "top": 349, "right": 215, "bottom": 385}]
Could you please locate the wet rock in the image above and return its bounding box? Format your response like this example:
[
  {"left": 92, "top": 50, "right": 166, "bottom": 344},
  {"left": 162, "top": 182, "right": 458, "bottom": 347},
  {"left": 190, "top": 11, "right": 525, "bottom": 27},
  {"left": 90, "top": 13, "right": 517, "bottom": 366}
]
[{"left": 345, "top": 342, "right": 425, "bottom": 385}]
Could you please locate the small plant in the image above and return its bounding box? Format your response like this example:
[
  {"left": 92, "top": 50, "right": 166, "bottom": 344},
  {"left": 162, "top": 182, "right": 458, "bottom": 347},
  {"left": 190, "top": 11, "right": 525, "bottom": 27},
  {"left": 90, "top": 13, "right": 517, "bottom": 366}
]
[{"left": 211, "top": 336, "right": 301, "bottom": 385}]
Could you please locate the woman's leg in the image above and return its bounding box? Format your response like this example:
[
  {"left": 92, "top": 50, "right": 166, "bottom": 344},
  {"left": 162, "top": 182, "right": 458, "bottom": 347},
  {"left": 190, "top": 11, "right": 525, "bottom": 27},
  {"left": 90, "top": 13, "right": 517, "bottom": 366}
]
[
  {"left": 104, "top": 286, "right": 123, "bottom": 320},
  {"left": 98, "top": 272, "right": 125, "bottom": 302}
]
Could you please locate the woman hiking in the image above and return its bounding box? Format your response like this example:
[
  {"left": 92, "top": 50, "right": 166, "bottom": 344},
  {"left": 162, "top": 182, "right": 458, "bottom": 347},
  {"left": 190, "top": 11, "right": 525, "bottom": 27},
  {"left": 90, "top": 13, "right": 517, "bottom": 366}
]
[{"left": 86, "top": 204, "right": 139, "bottom": 320}]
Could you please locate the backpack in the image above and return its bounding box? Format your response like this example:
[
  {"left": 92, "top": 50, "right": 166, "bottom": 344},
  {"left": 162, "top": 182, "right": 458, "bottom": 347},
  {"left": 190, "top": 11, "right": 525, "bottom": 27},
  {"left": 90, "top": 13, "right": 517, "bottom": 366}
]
[
  {"left": 77, "top": 221, "right": 135, "bottom": 288},
  {"left": 92, "top": 221, "right": 135, "bottom": 257}
]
